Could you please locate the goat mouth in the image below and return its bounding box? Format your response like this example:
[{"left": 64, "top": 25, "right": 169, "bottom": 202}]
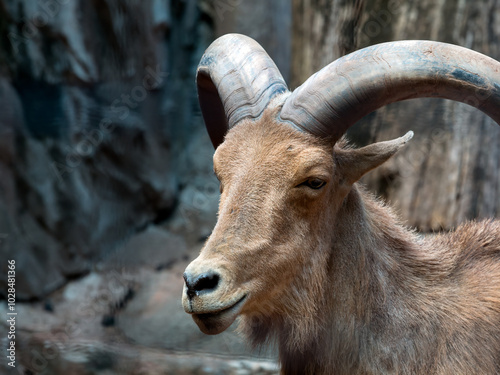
[{"left": 191, "top": 295, "right": 247, "bottom": 335}]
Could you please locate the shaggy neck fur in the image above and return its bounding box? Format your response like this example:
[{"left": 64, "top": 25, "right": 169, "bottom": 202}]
[{"left": 240, "top": 183, "right": 500, "bottom": 375}]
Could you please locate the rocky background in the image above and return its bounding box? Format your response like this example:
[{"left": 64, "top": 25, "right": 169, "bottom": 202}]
[{"left": 0, "top": 0, "right": 498, "bottom": 374}]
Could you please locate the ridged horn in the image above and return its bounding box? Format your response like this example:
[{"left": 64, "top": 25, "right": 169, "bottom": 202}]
[
  {"left": 197, "top": 34, "right": 288, "bottom": 148},
  {"left": 281, "top": 40, "right": 500, "bottom": 143}
]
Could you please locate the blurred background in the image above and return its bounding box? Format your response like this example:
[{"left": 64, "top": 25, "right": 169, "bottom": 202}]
[{"left": 0, "top": 0, "right": 499, "bottom": 374}]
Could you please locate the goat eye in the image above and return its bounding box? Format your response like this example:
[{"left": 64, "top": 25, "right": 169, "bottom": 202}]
[{"left": 304, "top": 178, "right": 326, "bottom": 190}]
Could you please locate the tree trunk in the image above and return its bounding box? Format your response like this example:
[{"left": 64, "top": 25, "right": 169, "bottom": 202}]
[{"left": 292, "top": 0, "right": 500, "bottom": 231}]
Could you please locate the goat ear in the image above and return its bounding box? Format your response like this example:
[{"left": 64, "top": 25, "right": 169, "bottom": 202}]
[{"left": 336, "top": 131, "right": 414, "bottom": 184}]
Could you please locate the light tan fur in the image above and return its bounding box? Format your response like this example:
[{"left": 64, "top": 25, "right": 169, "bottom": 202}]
[{"left": 184, "top": 104, "right": 500, "bottom": 374}]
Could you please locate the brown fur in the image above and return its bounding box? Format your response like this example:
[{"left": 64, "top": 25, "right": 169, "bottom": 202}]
[{"left": 184, "top": 104, "right": 500, "bottom": 374}]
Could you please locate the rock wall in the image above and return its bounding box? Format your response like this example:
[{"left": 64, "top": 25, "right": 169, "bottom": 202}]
[{"left": 0, "top": 0, "right": 215, "bottom": 300}]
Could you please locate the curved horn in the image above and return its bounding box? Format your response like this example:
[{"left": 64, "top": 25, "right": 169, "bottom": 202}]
[
  {"left": 280, "top": 40, "right": 500, "bottom": 143},
  {"left": 197, "top": 34, "right": 288, "bottom": 148}
]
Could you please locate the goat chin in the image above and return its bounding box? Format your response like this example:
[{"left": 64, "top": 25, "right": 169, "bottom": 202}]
[{"left": 190, "top": 295, "right": 247, "bottom": 335}]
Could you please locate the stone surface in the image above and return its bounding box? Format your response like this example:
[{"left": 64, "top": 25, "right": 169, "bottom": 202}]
[
  {"left": 0, "top": 259, "right": 278, "bottom": 375},
  {"left": 97, "top": 225, "right": 187, "bottom": 271},
  {"left": 0, "top": 0, "right": 215, "bottom": 300}
]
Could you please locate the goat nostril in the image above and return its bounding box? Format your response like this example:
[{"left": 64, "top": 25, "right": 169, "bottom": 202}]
[
  {"left": 194, "top": 272, "right": 220, "bottom": 292},
  {"left": 184, "top": 271, "right": 220, "bottom": 299}
]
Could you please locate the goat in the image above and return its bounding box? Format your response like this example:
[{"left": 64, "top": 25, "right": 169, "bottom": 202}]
[{"left": 182, "top": 34, "right": 500, "bottom": 374}]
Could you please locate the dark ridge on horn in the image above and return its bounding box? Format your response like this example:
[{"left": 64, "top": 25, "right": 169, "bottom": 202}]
[{"left": 280, "top": 40, "right": 500, "bottom": 143}]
